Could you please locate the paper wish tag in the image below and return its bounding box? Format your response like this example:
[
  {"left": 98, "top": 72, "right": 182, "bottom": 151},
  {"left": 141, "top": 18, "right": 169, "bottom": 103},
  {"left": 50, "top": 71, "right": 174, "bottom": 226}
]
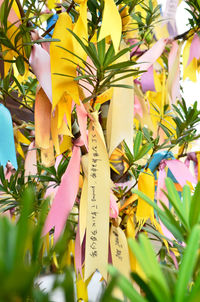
[
  {"left": 84, "top": 112, "right": 111, "bottom": 281},
  {"left": 110, "top": 220, "right": 131, "bottom": 300},
  {"left": 110, "top": 221, "right": 131, "bottom": 279}
]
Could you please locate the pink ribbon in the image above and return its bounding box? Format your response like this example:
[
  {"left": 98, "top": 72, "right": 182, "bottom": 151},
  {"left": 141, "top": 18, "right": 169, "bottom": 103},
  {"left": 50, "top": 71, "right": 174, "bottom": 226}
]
[
  {"left": 156, "top": 158, "right": 197, "bottom": 240},
  {"left": 157, "top": 160, "right": 175, "bottom": 241},
  {"left": 43, "top": 141, "right": 82, "bottom": 242}
]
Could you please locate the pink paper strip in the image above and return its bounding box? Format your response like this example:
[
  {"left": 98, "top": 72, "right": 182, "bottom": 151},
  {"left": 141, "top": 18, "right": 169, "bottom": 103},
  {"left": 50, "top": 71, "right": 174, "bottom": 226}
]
[
  {"left": 29, "top": 44, "right": 52, "bottom": 103},
  {"left": 0, "top": 0, "right": 20, "bottom": 27},
  {"left": 188, "top": 33, "right": 200, "bottom": 66},
  {"left": 157, "top": 165, "right": 175, "bottom": 241},
  {"left": 43, "top": 146, "right": 81, "bottom": 241},
  {"left": 157, "top": 166, "right": 167, "bottom": 209},
  {"left": 140, "top": 65, "right": 155, "bottom": 93},
  {"left": 76, "top": 102, "right": 88, "bottom": 149},
  {"left": 109, "top": 192, "right": 119, "bottom": 218},
  {"left": 134, "top": 96, "right": 143, "bottom": 118},
  {"left": 168, "top": 41, "right": 178, "bottom": 71},
  {"left": 168, "top": 41, "right": 180, "bottom": 104},
  {"left": 24, "top": 141, "right": 37, "bottom": 178},
  {"left": 166, "top": 159, "right": 197, "bottom": 187},
  {"left": 137, "top": 39, "right": 167, "bottom": 71}
]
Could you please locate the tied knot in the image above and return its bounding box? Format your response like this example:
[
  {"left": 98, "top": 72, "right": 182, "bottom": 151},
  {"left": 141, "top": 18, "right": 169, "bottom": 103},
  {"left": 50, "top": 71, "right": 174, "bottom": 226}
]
[
  {"left": 73, "top": 136, "right": 85, "bottom": 147},
  {"left": 159, "top": 159, "right": 167, "bottom": 171}
]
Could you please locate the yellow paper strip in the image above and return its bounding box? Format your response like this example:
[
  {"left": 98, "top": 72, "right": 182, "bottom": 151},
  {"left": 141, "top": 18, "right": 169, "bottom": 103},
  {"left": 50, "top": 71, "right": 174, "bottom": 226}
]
[
  {"left": 110, "top": 223, "right": 131, "bottom": 279},
  {"left": 106, "top": 52, "right": 134, "bottom": 157},
  {"left": 98, "top": 0, "right": 122, "bottom": 53},
  {"left": 136, "top": 168, "right": 155, "bottom": 229},
  {"left": 84, "top": 112, "right": 110, "bottom": 281},
  {"left": 35, "top": 88, "right": 51, "bottom": 149},
  {"left": 50, "top": 12, "right": 80, "bottom": 110}
]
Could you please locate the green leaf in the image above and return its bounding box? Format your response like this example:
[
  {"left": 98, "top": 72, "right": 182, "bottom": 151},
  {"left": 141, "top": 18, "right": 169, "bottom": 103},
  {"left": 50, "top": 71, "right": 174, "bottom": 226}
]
[
  {"left": 22, "top": 30, "right": 32, "bottom": 59},
  {"left": 134, "top": 142, "right": 153, "bottom": 161},
  {"left": 105, "top": 61, "right": 136, "bottom": 71},
  {"left": 16, "top": 55, "right": 25, "bottom": 76},
  {"left": 97, "top": 38, "right": 106, "bottom": 66},
  {"left": 159, "top": 123, "right": 173, "bottom": 137},
  {"left": 108, "top": 266, "right": 148, "bottom": 302},
  {"left": 131, "top": 272, "right": 157, "bottom": 302},
  {"left": 128, "top": 235, "right": 170, "bottom": 302},
  {"left": 103, "top": 42, "right": 115, "bottom": 67},
  {"left": 175, "top": 225, "right": 200, "bottom": 302},
  {"left": 165, "top": 178, "right": 189, "bottom": 230},
  {"left": 123, "top": 140, "right": 134, "bottom": 164},
  {"left": 187, "top": 271, "right": 200, "bottom": 302},
  {"left": 134, "top": 131, "right": 143, "bottom": 158},
  {"left": 182, "top": 185, "right": 191, "bottom": 226},
  {"left": 133, "top": 188, "right": 184, "bottom": 241},
  {"left": 109, "top": 83, "right": 133, "bottom": 89},
  {"left": 189, "top": 182, "right": 200, "bottom": 228}
]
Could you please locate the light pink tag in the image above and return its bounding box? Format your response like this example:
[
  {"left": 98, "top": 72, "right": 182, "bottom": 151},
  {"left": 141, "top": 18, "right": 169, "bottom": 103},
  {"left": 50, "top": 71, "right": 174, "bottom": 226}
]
[
  {"left": 166, "top": 159, "right": 197, "bottom": 187},
  {"left": 137, "top": 39, "right": 167, "bottom": 71},
  {"left": 29, "top": 44, "right": 52, "bottom": 103},
  {"left": 188, "top": 33, "right": 200, "bottom": 66},
  {"left": 43, "top": 146, "right": 81, "bottom": 242},
  {"left": 140, "top": 65, "right": 155, "bottom": 93}
]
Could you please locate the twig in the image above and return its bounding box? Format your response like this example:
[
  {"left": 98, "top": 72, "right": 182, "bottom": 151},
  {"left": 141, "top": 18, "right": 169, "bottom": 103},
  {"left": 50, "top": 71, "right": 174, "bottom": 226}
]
[
  {"left": 15, "top": 0, "right": 25, "bottom": 18},
  {"left": 67, "top": 0, "right": 75, "bottom": 13},
  {"left": 2, "top": 89, "right": 34, "bottom": 113}
]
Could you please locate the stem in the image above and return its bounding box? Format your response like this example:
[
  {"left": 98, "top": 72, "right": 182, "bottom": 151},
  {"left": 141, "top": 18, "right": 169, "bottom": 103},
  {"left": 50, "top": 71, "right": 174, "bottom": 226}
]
[
  {"left": 2, "top": 89, "right": 34, "bottom": 113},
  {"left": 67, "top": 0, "right": 75, "bottom": 13},
  {"left": 91, "top": 78, "right": 100, "bottom": 109},
  {"left": 15, "top": 0, "right": 25, "bottom": 18}
]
